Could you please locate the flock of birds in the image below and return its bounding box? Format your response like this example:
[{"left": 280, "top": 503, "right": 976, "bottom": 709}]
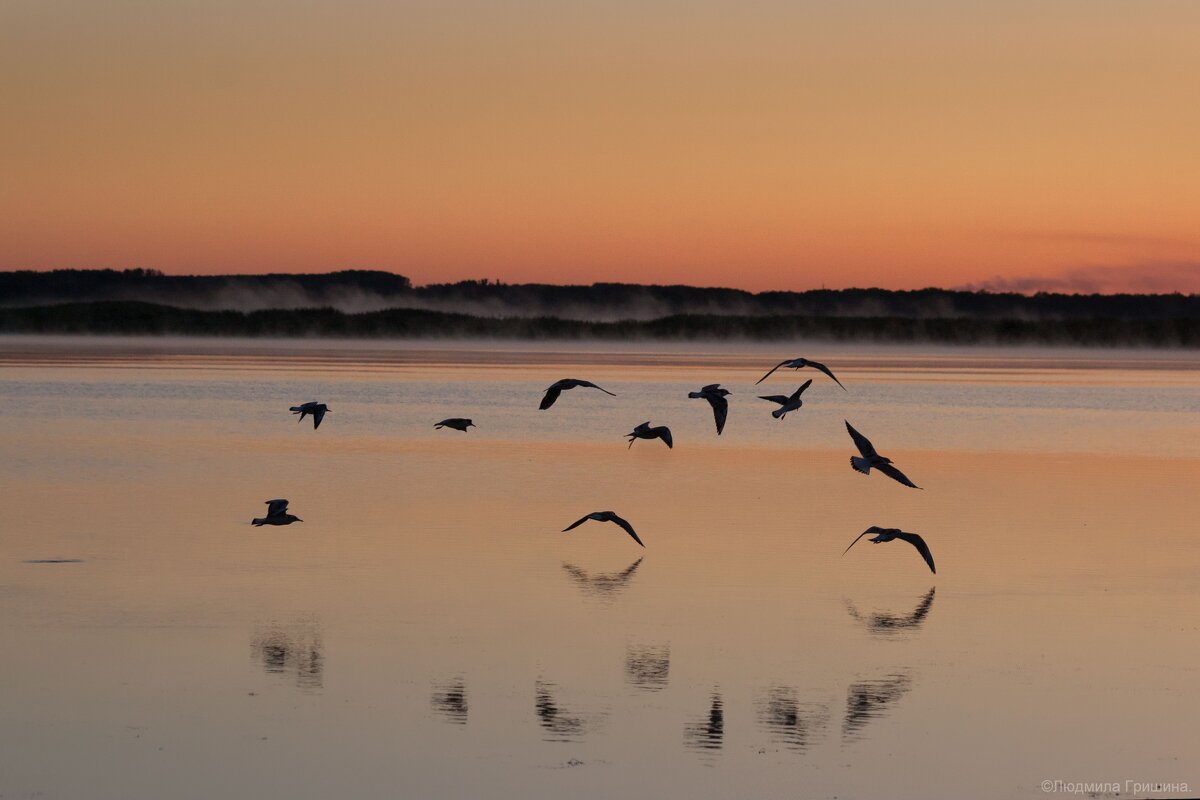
[{"left": 252, "top": 356, "right": 936, "bottom": 575}]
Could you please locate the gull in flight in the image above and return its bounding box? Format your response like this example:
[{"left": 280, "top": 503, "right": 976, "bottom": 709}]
[
  {"left": 759, "top": 379, "right": 812, "bottom": 419},
  {"left": 755, "top": 357, "right": 846, "bottom": 390},
  {"left": 434, "top": 418, "right": 475, "bottom": 432},
  {"left": 539, "top": 378, "right": 617, "bottom": 410},
  {"left": 562, "top": 511, "right": 645, "bottom": 547},
  {"left": 290, "top": 401, "right": 330, "bottom": 429},
  {"left": 843, "top": 526, "right": 936, "bottom": 574},
  {"left": 688, "top": 384, "right": 730, "bottom": 435},
  {"left": 252, "top": 499, "right": 303, "bottom": 527},
  {"left": 845, "top": 420, "right": 921, "bottom": 488},
  {"left": 626, "top": 422, "right": 673, "bottom": 449}
]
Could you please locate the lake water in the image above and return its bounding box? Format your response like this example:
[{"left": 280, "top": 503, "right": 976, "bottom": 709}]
[{"left": 1, "top": 337, "right": 1198, "bottom": 800}]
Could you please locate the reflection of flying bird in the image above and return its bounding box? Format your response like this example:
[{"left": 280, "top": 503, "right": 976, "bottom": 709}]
[
  {"left": 535, "top": 680, "right": 594, "bottom": 742},
  {"left": 562, "top": 511, "right": 644, "bottom": 547},
  {"left": 431, "top": 679, "right": 469, "bottom": 724},
  {"left": 289, "top": 401, "right": 330, "bottom": 429},
  {"left": 846, "top": 587, "right": 936, "bottom": 635},
  {"left": 755, "top": 357, "right": 846, "bottom": 390},
  {"left": 843, "top": 527, "right": 936, "bottom": 574},
  {"left": 687, "top": 384, "right": 730, "bottom": 435},
  {"left": 626, "top": 421, "right": 673, "bottom": 449},
  {"left": 539, "top": 378, "right": 617, "bottom": 410},
  {"left": 683, "top": 692, "right": 725, "bottom": 752},
  {"left": 562, "top": 558, "right": 643, "bottom": 598},
  {"left": 845, "top": 420, "right": 921, "bottom": 489},
  {"left": 756, "top": 687, "right": 829, "bottom": 752},
  {"left": 434, "top": 418, "right": 475, "bottom": 432},
  {"left": 759, "top": 379, "right": 812, "bottom": 419},
  {"left": 843, "top": 672, "right": 913, "bottom": 742},
  {"left": 252, "top": 499, "right": 303, "bottom": 526}
]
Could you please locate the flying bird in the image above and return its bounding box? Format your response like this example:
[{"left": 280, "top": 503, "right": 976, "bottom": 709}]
[
  {"left": 759, "top": 379, "right": 812, "bottom": 419},
  {"left": 755, "top": 357, "right": 846, "bottom": 390},
  {"left": 539, "top": 378, "right": 617, "bottom": 410},
  {"left": 289, "top": 401, "right": 330, "bottom": 429},
  {"left": 626, "top": 422, "right": 673, "bottom": 449},
  {"left": 842, "top": 526, "right": 936, "bottom": 574},
  {"left": 434, "top": 418, "right": 475, "bottom": 432},
  {"left": 845, "top": 420, "right": 921, "bottom": 488},
  {"left": 562, "top": 511, "right": 644, "bottom": 547},
  {"left": 688, "top": 384, "right": 730, "bottom": 435},
  {"left": 252, "top": 499, "right": 303, "bottom": 527}
]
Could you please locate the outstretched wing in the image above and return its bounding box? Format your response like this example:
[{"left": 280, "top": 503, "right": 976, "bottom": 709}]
[
  {"left": 807, "top": 359, "right": 846, "bottom": 391},
  {"left": 842, "top": 529, "right": 873, "bottom": 557},
  {"left": 759, "top": 395, "right": 789, "bottom": 405},
  {"left": 539, "top": 387, "right": 563, "bottom": 410},
  {"left": 791, "top": 379, "right": 814, "bottom": 400},
  {"left": 895, "top": 532, "right": 936, "bottom": 574},
  {"left": 579, "top": 380, "right": 617, "bottom": 397},
  {"left": 755, "top": 360, "right": 791, "bottom": 385},
  {"left": 562, "top": 514, "right": 592, "bottom": 532},
  {"left": 265, "top": 499, "right": 289, "bottom": 516},
  {"left": 844, "top": 420, "right": 877, "bottom": 458},
  {"left": 708, "top": 395, "right": 728, "bottom": 435},
  {"left": 658, "top": 427, "right": 673, "bottom": 449},
  {"left": 701, "top": 383, "right": 721, "bottom": 392},
  {"left": 312, "top": 406, "right": 326, "bottom": 429},
  {"left": 877, "top": 462, "right": 921, "bottom": 489},
  {"left": 609, "top": 514, "right": 645, "bottom": 547}
]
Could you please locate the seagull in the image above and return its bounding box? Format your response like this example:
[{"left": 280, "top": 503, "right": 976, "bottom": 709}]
[
  {"left": 759, "top": 379, "right": 812, "bottom": 419},
  {"left": 539, "top": 379, "right": 616, "bottom": 410},
  {"left": 845, "top": 420, "right": 921, "bottom": 488},
  {"left": 842, "top": 526, "right": 936, "bottom": 574},
  {"left": 252, "top": 499, "right": 303, "bottom": 526},
  {"left": 755, "top": 357, "right": 846, "bottom": 390},
  {"left": 289, "top": 401, "right": 330, "bottom": 429},
  {"left": 626, "top": 422, "right": 673, "bottom": 449},
  {"left": 688, "top": 384, "right": 730, "bottom": 435},
  {"left": 434, "top": 418, "right": 475, "bottom": 432},
  {"left": 562, "top": 511, "right": 644, "bottom": 547}
]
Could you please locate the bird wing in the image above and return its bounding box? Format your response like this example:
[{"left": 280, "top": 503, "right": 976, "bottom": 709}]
[
  {"left": 791, "top": 379, "right": 814, "bottom": 400},
  {"left": 701, "top": 383, "right": 721, "bottom": 392},
  {"left": 539, "top": 387, "right": 563, "bottom": 410},
  {"left": 755, "top": 359, "right": 792, "bottom": 385},
  {"left": 579, "top": 380, "right": 617, "bottom": 396},
  {"left": 895, "top": 532, "right": 936, "bottom": 574},
  {"left": 708, "top": 395, "right": 728, "bottom": 434},
  {"left": 609, "top": 514, "right": 645, "bottom": 547},
  {"left": 312, "top": 406, "right": 326, "bottom": 429},
  {"left": 844, "top": 420, "right": 877, "bottom": 458},
  {"left": 562, "top": 515, "right": 592, "bottom": 532},
  {"left": 842, "top": 529, "right": 873, "bottom": 557},
  {"left": 658, "top": 427, "right": 674, "bottom": 448},
  {"left": 807, "top": 359, "right": 846, "bottom": 391},
  {"left": 759, "top": 395, "right": 789, "bottom": 405},
  {"left": 634, "top": 421, "right": 651, "bottom": 432},
  {"left": 265, "top": 499, "right": 289, "bottom": 516},
  {"left": 877, "top": 462, "right": 921, "bottom": 489}
]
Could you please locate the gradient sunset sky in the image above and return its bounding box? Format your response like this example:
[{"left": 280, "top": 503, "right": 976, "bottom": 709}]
[{"left": 2, "top": 1, "right": 1198, "bottom": 292}]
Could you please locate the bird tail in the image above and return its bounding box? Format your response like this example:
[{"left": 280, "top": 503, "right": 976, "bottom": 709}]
[
  {"left": 772, "top": 408, "right": 786, "bottom": 419},
  {"left": 251, "top": 518, "right": 265, "bottom": 526},
  {"left": 850, "top": 456, "right": 871, "bottom": 474},
  {"left": 687, "top": 392, "right": 702, "bottom": 398}
]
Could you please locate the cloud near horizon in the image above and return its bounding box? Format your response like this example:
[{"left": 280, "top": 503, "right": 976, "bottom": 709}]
[{"left": 959, "top": 262, "right": 1200, "bottom": 295}]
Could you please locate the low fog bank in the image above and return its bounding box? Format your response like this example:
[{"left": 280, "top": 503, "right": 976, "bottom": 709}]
[{"left": 2, "top": 269, "right": 1197, "bottom": 322}]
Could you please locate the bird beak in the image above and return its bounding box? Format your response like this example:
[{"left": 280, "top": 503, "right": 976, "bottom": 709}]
[{"left": 296, "top": 518, "right": 304, "bottom": 522}]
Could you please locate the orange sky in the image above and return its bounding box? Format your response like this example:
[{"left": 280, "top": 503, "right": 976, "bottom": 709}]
[{"left": 2, "top": 1, "right": 1198, "bottom": 292}]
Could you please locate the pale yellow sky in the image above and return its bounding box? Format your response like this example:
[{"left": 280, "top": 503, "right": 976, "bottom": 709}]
[{"left": 2, "top": 1, "right": 1198, "bottom": 291}]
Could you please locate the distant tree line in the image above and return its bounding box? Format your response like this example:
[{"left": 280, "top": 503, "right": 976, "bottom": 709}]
[
  {"left": 0, "top": 268, "right": 1197, "bottom": 321},
  {"left": 0, "top": 301, "right": 1195, "bottom": 347}
]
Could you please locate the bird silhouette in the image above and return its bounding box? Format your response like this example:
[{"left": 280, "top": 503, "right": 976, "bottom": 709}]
[
  {"left": 845, "top": 420, "right": 921, "bottom": 488},
  {"left": 252, "top": 499, "right": 303, "bottom": 526},
  {"left": 562, "top": 511, "right": 645, "bottom": 547},
  {"left": 289, "top": 401, "right": 330, "bottom": 429},
  {"left": 626, "top": 421, "right": 673, "bottom": 449},
  {"left": 434, "top": 418, "right": 475, "bottom": 432},
  {"left": 539, "top": 379, "right": 617, "bottom": 410},
  {"left": 843, "top": 526, "right": 936, "bottom": 574},
  {"left": 755, "top": 357, "right": 846, "bottom": 390},
  {"left": 687, "top": 384, "right": 730, "bottom": 435},
  {"left": 759, "top": 379, "right": 813, "bottom": 419}
]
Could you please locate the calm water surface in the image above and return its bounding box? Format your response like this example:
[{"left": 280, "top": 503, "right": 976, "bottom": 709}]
[{"left": 1, "top": 337, "right": 1198, "bottom": 799}]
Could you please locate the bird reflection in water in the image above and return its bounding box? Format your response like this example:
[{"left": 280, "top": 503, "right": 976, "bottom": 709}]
[
  {"left": 845, "top": 587, "right": 936, "bottom": 637},
  {"left": 535, "top": 680, "right": 601, "bottom": 743},
  {"left": 842, "top": 672, "right": 913, "bottom": 742},
  {"left": 625, "top": 643, "right": 670, "bottom": 692},
  {"left": 561, "top": 557, "right": 643, "bottom": 600},
  {"left": 683, "top": 692, "right": 725, "bottom": 754},
  {"left": 755, "top": 688, "right": 829, "bottom": 752},
  {"left": 250, "top": 619, "right": 323, "bottom": 690},
  {"left": 431, "top": 679, "right": 468, "bottom": 725}
]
